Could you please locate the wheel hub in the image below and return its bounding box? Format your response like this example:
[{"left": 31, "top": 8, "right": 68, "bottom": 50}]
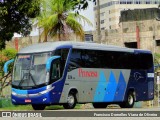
[
  {"left": 67, "top": 95, "right": 74, "bottom": 106},
  {"left": 128, "top": 95, "right": 133, "bottom": 105}
]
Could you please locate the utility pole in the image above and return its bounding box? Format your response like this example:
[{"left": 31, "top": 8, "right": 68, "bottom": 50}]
[
  {"left": 97, "top": 0, "right": 101, "bottom": 43},
  {"left": 156, "top": 7, "right": 160, "bottom": 107}
]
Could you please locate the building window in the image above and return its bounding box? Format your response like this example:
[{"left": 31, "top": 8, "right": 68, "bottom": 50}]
[
  {"left": 124, "top": 42, "right": 137, "bottom": 48},
  {"left": 100, "top": 12, "right": 105, "bottom": 17},
  {"left": 146, "top": 0, "right": 150, "bottom": 4},
  {"left": 101, "top": 27, "right": 105, "bottom": 30},
  {"left": 127, "top": 0, "right": 132, "bottom": 4},
  {"left": 85, "top": 34, "right": 93, "bottom": 42},
  {"left": 120, "top": 0, "right": 126, "bottom": 4},
  {"left": 156, "top": 40, "right": 160, "bottom": 46},
  {"left": 154, "top": 0, "right": 159, "bottom": 4},
  {"left": 114, "top": 1, "right": 119, "bottom": 4},
  {"left": 127, "top": 2, "right": 132, "bottom": 4},
  {"left": 134, "top": 0, "right": 140, "bottom": 4},
  {"left": 101, "top": 20, "right": 105, "bottom": 24}
]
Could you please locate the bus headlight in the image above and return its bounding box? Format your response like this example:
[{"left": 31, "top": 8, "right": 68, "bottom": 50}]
[
  {"left": 12, "top": 91, "right": 17, "bottom": 96},
  {"left": 39, "top": 86, "right": 55, "bottom": 95}
]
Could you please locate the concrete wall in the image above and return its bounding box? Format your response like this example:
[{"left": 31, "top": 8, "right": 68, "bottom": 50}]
[
  {"left": 6, "top": 33, "right": 82, "bottom": 51},
  {"left": 92, "top": 19, "right": 160, "bottom": 53}
]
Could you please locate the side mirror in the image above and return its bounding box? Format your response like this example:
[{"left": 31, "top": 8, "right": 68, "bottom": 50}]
[
  {"left": 46, "top": 56, "right": 60, "bottom": 72},
  {"left": 3, "top": 59, "right": 14, "bottom": 74}
]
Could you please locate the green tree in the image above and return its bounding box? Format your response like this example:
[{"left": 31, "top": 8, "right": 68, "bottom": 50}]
[
  {"left": 0, "top": 48, "right": 17, "bottom": 96},
  {"left": 37, "top": 0, "right": 92, "bottom": 42},
  {"left": 0, "top": 0, "right": 40, "bottom": 50},
  {"left": 0, "top": 48, "right": 17, "bottom": 75}
]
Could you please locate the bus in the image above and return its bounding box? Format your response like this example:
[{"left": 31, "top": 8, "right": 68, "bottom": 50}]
[{"left": 4, "top": 41, "right": 154, "bottom": 110}]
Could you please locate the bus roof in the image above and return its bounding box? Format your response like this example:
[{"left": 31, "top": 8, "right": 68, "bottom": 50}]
[{"left": 18, "top": 41, "right": 150, "bottom": 54}]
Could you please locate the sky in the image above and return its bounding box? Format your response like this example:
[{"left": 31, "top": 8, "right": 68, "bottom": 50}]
[{"left": 79, "top": 1, "right": 95, "bottom": 31}]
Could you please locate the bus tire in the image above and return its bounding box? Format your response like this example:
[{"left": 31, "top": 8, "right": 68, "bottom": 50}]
[
  {"left": 32, "top": 104, "right": 46, "bottom": 110},
  {"left": 63, "top": 92, "right": 77, "bottom": 109},
  {"left": 120, "top": 92, "right": 135, "bottom": 108},
  {"left": 119, "top": 102, "right": 126, "bottom": 108},
  {"left": 92, "top": 103, "right": 108, "bottom": 108}
]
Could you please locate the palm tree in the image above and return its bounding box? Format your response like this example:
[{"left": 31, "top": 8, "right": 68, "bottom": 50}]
[{"left": 37, "top": 0, "right": 92, "bottom": 42}]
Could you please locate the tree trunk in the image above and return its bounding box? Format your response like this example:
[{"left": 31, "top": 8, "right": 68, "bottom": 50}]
[
  {"left": 58, "top": 28, "right": 61, "bottom": 41},
  {"left": 97, "top": 0, "right": 101, "bottom": 43},
  {"left": 38, "top": 28, "right": 41, "bottom": 43},
  {"left": 43, "top": 29, "right": 48, "bottom": 42}
]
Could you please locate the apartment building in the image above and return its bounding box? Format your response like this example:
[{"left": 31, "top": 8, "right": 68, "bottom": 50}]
[{"left": 94, "top": 0, "right": 160, "bottom": 30}]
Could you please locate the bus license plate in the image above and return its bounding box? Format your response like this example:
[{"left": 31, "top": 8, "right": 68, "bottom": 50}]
[{"left": 25, "top": 99, "right": 31, "bottom": 103}]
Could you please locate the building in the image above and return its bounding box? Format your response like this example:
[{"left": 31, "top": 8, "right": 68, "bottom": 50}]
[
  {"left": 94, "top": 0, "right": 160, "bottom": 30},
  {"left": 119, "top": 8, "right": 160, "bottom": 52},
  {"left": 90, "top": 8, "right": 160, "bottom": 53}
]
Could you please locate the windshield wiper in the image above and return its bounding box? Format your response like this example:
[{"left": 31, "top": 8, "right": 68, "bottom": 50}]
[
  {"left": 29, "top": 72, "right": 37, "bottom": 87},
  {"left": 18, "top": 72, "right": 37, "bottom": 87}
]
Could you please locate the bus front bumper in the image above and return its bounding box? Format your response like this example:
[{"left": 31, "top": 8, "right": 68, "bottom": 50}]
[{"left": 11, "top": 86, "right": 55, "bottom": 105}]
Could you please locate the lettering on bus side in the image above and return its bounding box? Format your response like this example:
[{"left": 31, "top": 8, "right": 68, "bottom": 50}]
[{"left": 78, "top": 68, "right": 98, "bottom": 78}]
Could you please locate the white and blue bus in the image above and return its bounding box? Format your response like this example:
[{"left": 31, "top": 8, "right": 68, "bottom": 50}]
[{"left": 4, "top": 42, "right": 154, "bottom": 110}]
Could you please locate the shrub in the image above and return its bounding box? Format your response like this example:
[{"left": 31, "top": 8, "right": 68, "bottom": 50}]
[{"left": 0, "top": 48, "right": 17, "bottom": 75}]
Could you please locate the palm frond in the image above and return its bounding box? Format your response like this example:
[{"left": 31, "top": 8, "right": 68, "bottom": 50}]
[
  {"left": 68, "top": 13, "right": 93, "bottom": 27},
  {"left": 66, "top": 16, "right": 84, "bottom": 40}
]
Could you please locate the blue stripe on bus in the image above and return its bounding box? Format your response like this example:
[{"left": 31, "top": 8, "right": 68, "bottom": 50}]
[
  {"left": 56, "top": 45, "right": 72, "bottom": 50},
  {"left": 134, "top": 49, "right": 151, "bottom": 54},
  {"left": 54, "top": 47, "right": 72, "bottom": 103},
  {"left": 114, "top": 71, "right": 126, "bottom": 101},
  {"left": 93, "top": 71, "right": 108, "bottom": 102},
  {"left": 12, "top": 88, "right": 27, "bottom": 94},
  {"left": 103, "top": 71, "right": 117, "bottom": 102}
]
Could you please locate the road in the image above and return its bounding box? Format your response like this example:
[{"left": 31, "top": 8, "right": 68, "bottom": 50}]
[{"left": 1, "top": 107, "right": 160, "bottom": 120}]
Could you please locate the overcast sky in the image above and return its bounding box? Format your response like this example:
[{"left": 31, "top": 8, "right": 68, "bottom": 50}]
[{"left": 79, "top": 1, "right": 95, "bottom": 31}]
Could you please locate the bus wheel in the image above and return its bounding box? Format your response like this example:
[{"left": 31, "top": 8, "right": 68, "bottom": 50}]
[
  {"left": 32, "top": 104, "right": 46, "bottom": 110},
  {"left": 63, "top": 92, "right": 77, "bottom": 109},
  {"left": 119, "top": 102, "right": 125, "bottom": 108},
  {"left": 120, "top": 92, "right": 135, "bottom": 108},
  {"left": 92, "top": 103, "right": 108, "bottom": 108}
]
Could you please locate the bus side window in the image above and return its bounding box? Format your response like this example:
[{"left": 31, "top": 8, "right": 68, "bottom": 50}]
[
  {"left": 69, "top": 49, "right": 84, "bottom": 69},
  {"left": 51, "top": 60, "right": 61, "bottom": 82},
  {"left": 68, "top": 61, "right": 81, "bottom": 72},
  {"left": 53, "top": 48, "right": 69, "bottom": 77}
]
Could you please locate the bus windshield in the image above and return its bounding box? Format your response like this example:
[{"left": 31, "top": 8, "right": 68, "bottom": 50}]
[{"left": 12, "top": 52, "right": 51, "bottom": 88}]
